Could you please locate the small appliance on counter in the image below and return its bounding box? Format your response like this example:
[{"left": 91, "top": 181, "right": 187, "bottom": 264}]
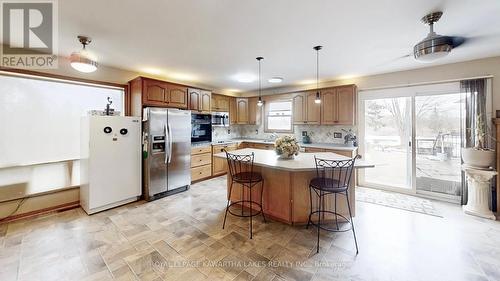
[
  {"left": 211, "top": 112, "right": 229, "bottom": 127},
  {"left": 80, "top": 116, "right": 142, "bottom": 214},
  {"left": 143, "top": 107, "right": 192, "bottom": 201},
  {"left": 192, "top": 113, "right": 212, "bottom": 143},
  {"left": 342, "top": 129, "right": 358, "bottom": 147},
  {"left": 302, "top": 131, "right": 311, "bottom": 144}
]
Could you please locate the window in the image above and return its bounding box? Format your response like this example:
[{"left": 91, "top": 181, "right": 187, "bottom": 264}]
[
  {"left": 265, "top": 100, "right": 293, "bottom": 133},
  {"left": 0, "top": 73, "right": 125, "bottom": 167}
]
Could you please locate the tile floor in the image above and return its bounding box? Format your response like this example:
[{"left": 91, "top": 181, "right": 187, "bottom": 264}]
[{"left": 0, "top": 175, "right": 499, "bottom": 281}]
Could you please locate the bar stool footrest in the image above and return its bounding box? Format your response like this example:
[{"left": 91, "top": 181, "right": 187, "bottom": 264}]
[
  {"left": 227, "top": 200, "right": 264, "bottom": 218},
  {"left": 308, "top": 210, "right": 353, "bottom": 232}
]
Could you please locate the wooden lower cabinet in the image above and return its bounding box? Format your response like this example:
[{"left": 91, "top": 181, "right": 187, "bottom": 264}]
[
  {"left": 239, "top": 142, "right": 274, "bottom": 150},
  {"left": 226, "top": 166, "right": 355, "bottom": 224},
  {"left": 191, "top": 165, "right": 212, "bottom": 182},
  {"left": 191, "top": 145, "right": 212, "bottom": 182},
  {"left": 304, "top": 147, "right": 357, "bottom": 158},
  {"left": 191, "top": 153, "right": 212, "bottom": 167},
  {"left": 212, "top": 143, "right": 238, "bottom": 176}
]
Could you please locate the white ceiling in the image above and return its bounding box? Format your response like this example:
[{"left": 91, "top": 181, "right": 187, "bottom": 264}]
[{"left": 56, "top": 0, "right": 500, "bottom": 92}]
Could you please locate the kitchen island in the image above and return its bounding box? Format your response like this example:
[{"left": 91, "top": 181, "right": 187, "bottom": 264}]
[{"left": 214, "top": 148, "right": 373, "bottom": 225}]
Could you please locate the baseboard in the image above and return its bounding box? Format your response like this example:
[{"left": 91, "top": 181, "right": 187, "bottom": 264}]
[{"left": 0, "top": 201, "right": 80, "bottom": 224}]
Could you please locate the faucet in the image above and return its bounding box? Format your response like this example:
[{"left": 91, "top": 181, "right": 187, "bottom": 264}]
[{"left": 269, "top": 133, "right": 278, "bottom": 141}]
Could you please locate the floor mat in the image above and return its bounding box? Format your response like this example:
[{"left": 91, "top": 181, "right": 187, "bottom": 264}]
[{"left": 356, "top": 187, "right": 443, "bottom": 217}]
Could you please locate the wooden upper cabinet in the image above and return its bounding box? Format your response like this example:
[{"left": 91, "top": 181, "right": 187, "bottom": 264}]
[
  {"left": 292, "top": 93, "right": 306, "bottom": 124},
  {"left": 248, "top": 97, "right": 261, "bottom": 125},
  {"left": 200, "top": 90, "right": 211, "bottom": 112},
  {"left": 320, "top": 88, "right": 337, "bottom": 124},
  {"left": 236, "top": 98, "right": 249, "bottom": 124},
  {"left": 188, "top": 88, "right": 201, "bottom": 111},
  {"left": 189, "top": 88, "right": 211, "bottom": 113},
  {"left": 167, "top": 84, "right": 188, "bottom": 109},
  {"left": 306, "top": 91, "right": 321, "bottom": 124},
  {"left": 320, "top": 85, "right": 356, "bottom": 125},
  {"left": 212, "top": 94, "right": 230, "bottom": 112},
  {"left": 218, "top": 96, "right": 230, "bottom": 111},
  {"left": 229, "top": 97, "right": 237, "bottom": 125},
  {"left": 293, "top": 92, "right": 320, "bottom": 124},
  {"left": 138, "top": 77, "right": 188, "bottom": 109},
  {"left": 143, "top": 79, "right": 168, "bottom": 106},
  {"left": 335, "top": 85, "right": 356, "bottom": 125}
]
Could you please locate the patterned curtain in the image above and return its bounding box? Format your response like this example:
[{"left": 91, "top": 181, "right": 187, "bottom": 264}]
[{"left": 460, "top": 78, "right": 488, "bottom": 205}]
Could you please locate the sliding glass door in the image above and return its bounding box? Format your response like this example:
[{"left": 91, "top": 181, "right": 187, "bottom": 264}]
[
  {"left": 415, "top": 93, "right": 463, "bottom": 201},
  {"left": 358, "top": 82, "right": 463, "bottom": 202},
  {"left": 363, "top": 97, "right": 412, "bottom": 190}
]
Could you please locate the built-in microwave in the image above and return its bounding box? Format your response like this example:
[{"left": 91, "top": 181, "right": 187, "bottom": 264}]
[
  {"left": 211, "top": 112, "right": 229, "bottom": 127},
  {"left": 191, "top": 113, "right": 212, "bottom": 143}
]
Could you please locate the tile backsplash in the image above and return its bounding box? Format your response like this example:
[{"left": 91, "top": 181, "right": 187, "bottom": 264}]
[
  {"left": 213, "top": 123, "right": 356, "bottom": 144},
  {"left": 212, "top": 126, "right": 238, "bottom": 141}
]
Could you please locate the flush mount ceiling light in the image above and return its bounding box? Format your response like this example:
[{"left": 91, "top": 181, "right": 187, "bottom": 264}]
[
  {"left": 70, "top": 36, "right": 98, "bottom": 73},
  {"left": 268, "top": 77, "right": 283, "bottom": 83},
  {"left": 234, "top": 73, "right": 256, "bottom": 83},
  {"left": 256, "top": 57, "right": 264, "bottom": 107},
  {"left": 313, "top": 46, "right": 322, "bottom": 104}
]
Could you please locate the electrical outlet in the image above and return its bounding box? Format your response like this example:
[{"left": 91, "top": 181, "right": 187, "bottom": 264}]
[{"left": 333, "top": 132, "right": 342, "bottom": 138}]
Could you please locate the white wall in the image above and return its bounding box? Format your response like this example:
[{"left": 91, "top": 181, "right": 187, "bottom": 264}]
[{"left": 241, "top": 56, "right": 500, "bottom": 111}]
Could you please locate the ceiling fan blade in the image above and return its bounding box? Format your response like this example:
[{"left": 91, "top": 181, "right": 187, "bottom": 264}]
[
  {"left": 377, "top": 53, "right": 412, "bottom": 67},
  {"left": 447, "top": 36, "right": 467, "bottom": 48}
]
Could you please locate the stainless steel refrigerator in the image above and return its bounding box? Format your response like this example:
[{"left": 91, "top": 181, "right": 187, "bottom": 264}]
[{"left": 143, "top": 107, "right": 191, "bottom": 201}]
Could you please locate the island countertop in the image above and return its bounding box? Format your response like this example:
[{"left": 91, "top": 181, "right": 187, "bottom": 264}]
[{"left": 214, "top": 148, "right": 373, "bottom": 172}]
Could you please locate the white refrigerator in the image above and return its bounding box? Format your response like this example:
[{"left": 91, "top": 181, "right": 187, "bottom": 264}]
[{"left": 80, "top": 116, "right": 141, "bottom": 214}]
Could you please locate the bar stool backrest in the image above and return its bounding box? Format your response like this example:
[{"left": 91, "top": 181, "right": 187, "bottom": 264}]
[
  {"left": 314, "top": 155, "right": 359, "bottom": 190},
  {"left": 225, "top": 150, "right": 256, "bottom": 181}
]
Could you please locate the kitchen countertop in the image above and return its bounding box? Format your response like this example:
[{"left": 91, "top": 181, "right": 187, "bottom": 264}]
[
  {"left": 213, "top": 148, "right": 373, "bottom": 171},
  {"left": 227, "top": 138, "right": 358, "bottom": 151},
  {"left": 193, "top": 138, "right": 358, "bottom": 152}
]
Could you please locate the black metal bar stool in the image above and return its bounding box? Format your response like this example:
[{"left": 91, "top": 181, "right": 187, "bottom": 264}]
[
  {"left": 222, "top": 150, "right": 266, "bottom": 239},
  {"left": 307, "top": 155, "right": 359, "bottom": 254}
]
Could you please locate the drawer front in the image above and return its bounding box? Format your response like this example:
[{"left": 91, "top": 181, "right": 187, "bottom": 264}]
[
  {"left": 253, "top": 143, "right": 274, "bottom": 150},
  {"left": 212, "top": 144, "right": 238, "bottom": 154},
  {"left": 191, "top": 153, "right": 212, "bottom": 167},
  {"left": 305, "top": 147, "right": 325, "bottom": 153},
  {"left": 191, "top": 145, "right": 211, "bottom": 155},
  {"left": 191, "top": 165, "right": 212, "bottom": 181}
]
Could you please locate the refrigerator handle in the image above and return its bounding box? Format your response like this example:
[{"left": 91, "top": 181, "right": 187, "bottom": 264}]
[
  {"left": 167, "top": 122, "right": 173, "bottom": 163},
  {"left": 164, "top": 124, "right": 169, "bottom": 164}
]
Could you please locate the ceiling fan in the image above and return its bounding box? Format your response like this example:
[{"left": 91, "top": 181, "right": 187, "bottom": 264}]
[{"left": 413, "top": 11, "right": 466, "bottom": 62}]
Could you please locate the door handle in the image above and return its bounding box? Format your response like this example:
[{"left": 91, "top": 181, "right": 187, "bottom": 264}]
[
  {"left": 167, "top": 125, "right": 170, "bottom": 164},
  {"left": 167, "top": 122, "right": 173, "bottom": 163}
]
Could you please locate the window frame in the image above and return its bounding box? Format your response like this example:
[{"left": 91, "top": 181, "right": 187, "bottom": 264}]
[{"left": 264, "top": 98, "right": 294, "bottom": 133}]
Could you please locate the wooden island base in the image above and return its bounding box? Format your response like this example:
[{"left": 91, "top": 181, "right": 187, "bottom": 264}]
[{"left": 226, "top": 166, "right": 356, "bottom": 225}]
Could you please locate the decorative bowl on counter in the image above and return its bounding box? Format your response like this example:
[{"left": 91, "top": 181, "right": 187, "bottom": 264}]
[{"left": 275, "top": 135, "right": 300, "bottom": 159}]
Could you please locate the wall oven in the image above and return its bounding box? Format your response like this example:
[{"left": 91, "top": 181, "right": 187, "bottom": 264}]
[
  {"left": 211, "top": 112, "right": 229, "bottom": 127},
  {"left": 191, "top": 113, "right": 212, "bottom": 143}
]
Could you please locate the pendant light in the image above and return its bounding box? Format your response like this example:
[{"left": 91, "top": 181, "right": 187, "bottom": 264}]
[
  {"left": 313, "top": 46, "right": 322, "bottom": 104},
  {"left": 70, "top": 36, "right": 98, "bottom": 73},
  {"left": 256, "top": 56, "right": 264, "bottom": 107}
]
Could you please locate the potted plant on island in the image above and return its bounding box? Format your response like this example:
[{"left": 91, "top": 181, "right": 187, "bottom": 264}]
[
  {"left": 275, "top": 135, "right": 300, "bottom": 160},
  {"left": 462, "top": 114, "right": 495, "bottom": 169}
]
